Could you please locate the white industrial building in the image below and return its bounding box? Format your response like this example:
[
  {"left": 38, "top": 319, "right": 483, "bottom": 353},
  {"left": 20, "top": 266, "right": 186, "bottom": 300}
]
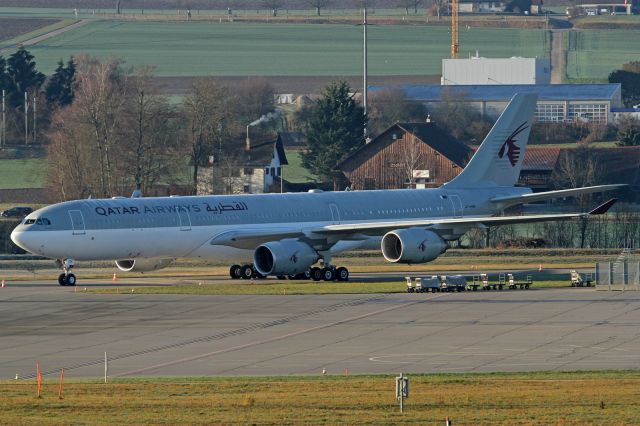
[
  {"left": 442, "top": 57, "right": 551, "bottom": 85},
  {"left": 370, "top": 84, "right": 623, "bottom": 124}
]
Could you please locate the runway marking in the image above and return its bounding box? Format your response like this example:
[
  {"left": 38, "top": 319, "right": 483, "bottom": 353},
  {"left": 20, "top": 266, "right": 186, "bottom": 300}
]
[{"left": 114, "top": 294, "right": 450, "bottom": 377}]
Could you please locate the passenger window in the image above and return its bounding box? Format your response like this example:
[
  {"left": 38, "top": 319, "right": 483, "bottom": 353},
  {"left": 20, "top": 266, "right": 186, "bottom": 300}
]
[{"left": 42, "top": 218, "right": 51, "bottom": 225}]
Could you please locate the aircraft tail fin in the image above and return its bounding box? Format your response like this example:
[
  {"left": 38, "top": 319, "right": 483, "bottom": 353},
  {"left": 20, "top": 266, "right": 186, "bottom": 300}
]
[{"left": 445, "top": 93, "right": 538, "bottom": 188}]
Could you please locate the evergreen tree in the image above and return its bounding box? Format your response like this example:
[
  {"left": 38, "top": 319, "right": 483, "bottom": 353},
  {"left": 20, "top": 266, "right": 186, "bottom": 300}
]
[
  {"left": 302, "top": 81, "right": 367, "bottom": 189},
  {"left": 46, "top": 57, "right": 76, "bottom": 107},
  {"left": 6, "top": 47, "right": 45, "bottom": 108}
]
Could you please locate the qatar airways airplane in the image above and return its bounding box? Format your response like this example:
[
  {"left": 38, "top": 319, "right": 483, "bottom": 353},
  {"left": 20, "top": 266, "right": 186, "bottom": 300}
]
[{"left": 12, "top": 94, "right": 622, "bottom": 286}]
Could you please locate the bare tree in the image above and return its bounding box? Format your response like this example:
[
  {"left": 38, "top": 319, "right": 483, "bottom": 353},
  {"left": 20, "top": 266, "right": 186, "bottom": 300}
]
[
  {"left": 74, "top": 56, "right": 128, "bottom": 197},
  {"left": 262, "top": 0, "right": 284, "bottom": 16},
  {"left": 398, "top": 0, "right": 423, "bottom": 14},
  {"left": 121, "top": 67, "right": 180, "bottom": 194},
  {"left": 309, "top": 0, "right": 330, "bottom": 15},
  {"left": 116, "top": 0, "right": 121, "bottom": 14},
  {"left": 368, "top": 87, "right": 426, "bottom": 137},
  {"left": 47, "top": 106, "right": 99, "bottom": 201},
  {"left": 402, "top": 134, "right": 423, "bottom": 187},
  {"left": 182, "top": 78, "right": 232, "bottom": 194},
  {"left": 553, "top": 144, "right": 602, "bottom": 247},
  {"left": 232, "top": 77, "right": 276, "bottom": 124}
]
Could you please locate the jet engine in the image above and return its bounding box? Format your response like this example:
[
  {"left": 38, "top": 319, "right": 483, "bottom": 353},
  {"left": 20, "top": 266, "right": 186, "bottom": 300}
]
[
  {"left": 381, "top": 228, "right": 447, "bottom": 264},
  {"left": 115, "top": 258, "right": 173, "bottom": 272},
  {"left": 254, "top": 240, "right": 318, "bottom": 276}
]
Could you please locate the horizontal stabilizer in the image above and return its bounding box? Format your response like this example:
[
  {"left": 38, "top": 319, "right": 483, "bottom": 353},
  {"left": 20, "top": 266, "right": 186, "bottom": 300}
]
[
  {"left": 588, "top": 198, "right": 617, "bottom": 215},
  {"left": 490, "top": 184, "right": 626, "bottom": 206}
]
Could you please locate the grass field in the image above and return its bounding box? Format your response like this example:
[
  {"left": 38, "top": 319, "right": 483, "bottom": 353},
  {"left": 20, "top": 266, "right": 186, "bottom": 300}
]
[
  {"left": 3, "top": 372, "right": 640, "bottom": 424},
  {"left": 283, "top": 150, "right": 319, "bottom": 183},
  {"left": 20, "top": 20, "right": 548, "bottom": 76},
  {"left": 566, "top": 29, "right": 640, "bottom": 81},
  {"left": 0, "top": 159, "right": 47, "bottom": 190}
]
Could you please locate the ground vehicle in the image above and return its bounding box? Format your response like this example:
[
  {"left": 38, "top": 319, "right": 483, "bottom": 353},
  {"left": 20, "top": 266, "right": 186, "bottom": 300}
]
[{"left": 1, "top": 206, "right": 33, "bottom": 218}]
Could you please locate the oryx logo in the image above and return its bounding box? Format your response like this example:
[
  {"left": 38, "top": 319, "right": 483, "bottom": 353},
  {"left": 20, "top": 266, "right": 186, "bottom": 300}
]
[
  {"left": 418, "top": 240, "right": 427, "bottom": 252},
  {"left": 289, "top": 251, "right": 299, "bottom": 263},
  {"left": 498, "top": 121, "right": 529, "bottom": 167}
]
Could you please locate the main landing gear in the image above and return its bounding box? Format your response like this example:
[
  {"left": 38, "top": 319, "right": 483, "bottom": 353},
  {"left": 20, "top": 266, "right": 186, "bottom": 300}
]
[
  {"left": 228, "top": 264, "right": 349, "bottom": 282},
  {"left": 57, "top": 259, "right": 77, "bottom": 286},
  {"left": 309, "top": 266, "right": 349, "bottom": 282},
  {"left": 229, "top": 264, "right": 266, "bottom": 280}
]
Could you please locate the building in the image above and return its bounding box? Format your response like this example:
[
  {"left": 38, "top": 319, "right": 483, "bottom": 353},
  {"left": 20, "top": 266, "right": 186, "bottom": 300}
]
[
  {"left": 197, "top": 134, "right": 288, "bottom": 195},
  {"left": 337, "top": 122, "right": 640, "bottom": 194},
  {"left": 574, "top": 0, "right": 639, "bottom": 15},
  {"left": 337, "top": 122, "right": 473, "bottom": 190},
  {"left": 370, "top": 84, "right": 623, "bottom": 124},
  {"left": 442, "top": 57, "right": 551, "bottom": 85},
  {"left": 457, "top": 0, "right": 505, "bottom": 12}
]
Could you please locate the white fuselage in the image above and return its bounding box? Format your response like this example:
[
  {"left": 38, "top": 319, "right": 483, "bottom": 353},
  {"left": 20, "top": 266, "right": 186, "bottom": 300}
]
[{"left": 11, "top": 186, "right": 526, "bottom": 262}]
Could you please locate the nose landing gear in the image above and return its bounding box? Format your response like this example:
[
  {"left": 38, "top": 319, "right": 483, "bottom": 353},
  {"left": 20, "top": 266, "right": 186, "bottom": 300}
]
[{"left": 57, "top": 259, "right": 77, "bottom": 286}]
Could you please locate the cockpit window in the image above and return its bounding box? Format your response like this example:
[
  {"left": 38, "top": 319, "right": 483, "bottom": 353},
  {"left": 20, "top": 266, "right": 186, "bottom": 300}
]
[{"left": 24, "top": 218, "right": 51, "bottom": 226}]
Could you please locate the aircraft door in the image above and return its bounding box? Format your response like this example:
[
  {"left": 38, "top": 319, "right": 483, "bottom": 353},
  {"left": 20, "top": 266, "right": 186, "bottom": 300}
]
[
  {"left": 68, "top": 210, "right": 86, "bottom": 235},
  {"left": 329, "top": 204, "right": 341, "bottom": 225},
  {"left": 177, "top": 206, "right": 191, "bottom": 231},
  {"left": 450, "top": 195, "right": 463, "bottom": 218}
]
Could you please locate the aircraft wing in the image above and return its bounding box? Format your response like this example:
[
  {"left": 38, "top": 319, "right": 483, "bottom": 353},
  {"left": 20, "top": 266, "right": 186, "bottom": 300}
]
[
  {"left": 316, "top": 199, "right": 618, "bottom": 236},
  {"left": 209, "top": 229, "right": 305, "bottom": 249},
  {"left": 490, "top": 184, "right": 626, "bottom": 206}
]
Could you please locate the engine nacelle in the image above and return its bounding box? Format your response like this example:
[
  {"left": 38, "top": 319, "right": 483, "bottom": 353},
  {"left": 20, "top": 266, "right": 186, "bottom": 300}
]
[
  {"left": 115, "top": 258, "right": 173, "bottom": 272},
  {"left": 254, "top": 240, "right": 318, "bottom": 276},
  {"left": 381, "top": 228, "right": 447, "bottom": 264}
]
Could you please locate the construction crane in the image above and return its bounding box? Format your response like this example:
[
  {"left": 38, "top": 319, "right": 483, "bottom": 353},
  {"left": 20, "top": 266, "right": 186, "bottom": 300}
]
[{"left": 451, "top": 0, "right": 459, "bottom": 58}]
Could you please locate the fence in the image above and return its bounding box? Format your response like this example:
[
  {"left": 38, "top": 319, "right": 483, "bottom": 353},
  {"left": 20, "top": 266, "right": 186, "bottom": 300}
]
[{"left": 596, "top": 261, "right": 640, "bottom": 290}]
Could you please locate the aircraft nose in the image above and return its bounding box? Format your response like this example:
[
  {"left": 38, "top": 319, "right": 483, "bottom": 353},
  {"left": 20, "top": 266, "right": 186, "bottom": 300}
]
[{"left": 11, "top": 229, "right": 31, "bottom": 252}]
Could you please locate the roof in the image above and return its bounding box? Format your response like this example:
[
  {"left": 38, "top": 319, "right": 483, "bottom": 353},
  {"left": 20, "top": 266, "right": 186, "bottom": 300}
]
[
  {"left": 237, "top": 134, "right": 288, "bottom": 167},
  {"left": 522, "top": 147, "right": 562, "bottom": 171},
  {"left": 337, "top": 122, "right": 472, "bottom": 170},
  {"left": 370, "top": 84, "right": 622, "bottom": 102}
]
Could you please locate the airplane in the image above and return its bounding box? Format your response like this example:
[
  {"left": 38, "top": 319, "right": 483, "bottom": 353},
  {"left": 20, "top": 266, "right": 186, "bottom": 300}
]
[{"left": 11, "top": 93, "right": 624, "bottom": 286}]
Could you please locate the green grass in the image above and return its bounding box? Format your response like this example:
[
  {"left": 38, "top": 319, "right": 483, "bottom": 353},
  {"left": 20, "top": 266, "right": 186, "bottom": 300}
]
[
  {"left": 0, "top": 158, "right": 47, "bottom": 189},
  {"left": 87, "top": 278, "right": 567, "bottom": 295},
  {"left": 283, "top": 150, "right": 318, "bottom": 183},
  {"left": 17, "top": 20, "right": 548, "bottom": 76},
  {"left": 3, "top": 371, "right": 640, "bottom": 424},
  {"left": 566, "top": 29, "right": 640, "bottom": 80}
]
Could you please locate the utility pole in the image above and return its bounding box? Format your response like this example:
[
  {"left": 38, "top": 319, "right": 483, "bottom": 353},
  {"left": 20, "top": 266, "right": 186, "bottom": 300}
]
[
  {"left": 363, "top": 6, "right": 368, "bottom": 140},
  {"left": 33, "top": 96, "right": 36, "bottom": 144},
  {"left": 1, "top": 90, "right": 5, "bottom": 149},
  {"left": 24, "top": 92, "right": 28, "bottom": 145}
]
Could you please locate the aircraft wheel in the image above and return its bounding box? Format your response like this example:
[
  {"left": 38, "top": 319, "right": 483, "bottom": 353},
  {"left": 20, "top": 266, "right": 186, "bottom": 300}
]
[
  {"left": 58, "top": 273, "right": 66, "bottom": 286},
  {"left": 240, "top": 264, "right": 253, "bottom": 279},
  {"left": 230, "top": 265, "right": 242, "bottom": 279},
  {"left": 310, "top": 267, "right": 322, "bottom": 281},
  {"left": 277, "top": 275, "right": 287, "bottom": 280},
  {"left": 336, "top": 267, "right": 349, "bottom": 282},
  {"left": 65, "top": 273, "right": 76, "bottom": 286},
  {"left": 322, "top": 267, "right": 336, "bottom": 281}
]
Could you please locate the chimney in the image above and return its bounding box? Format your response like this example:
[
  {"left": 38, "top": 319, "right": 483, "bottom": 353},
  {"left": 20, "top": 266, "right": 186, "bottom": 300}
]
[{"left": 245, "top": 125, "right": 251, "bottom": 151}]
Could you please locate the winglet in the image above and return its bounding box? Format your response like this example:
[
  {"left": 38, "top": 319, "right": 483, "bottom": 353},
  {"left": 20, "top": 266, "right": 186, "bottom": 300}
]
[{"left": 588, "top": 198, "right": 617, "bottom": 215}]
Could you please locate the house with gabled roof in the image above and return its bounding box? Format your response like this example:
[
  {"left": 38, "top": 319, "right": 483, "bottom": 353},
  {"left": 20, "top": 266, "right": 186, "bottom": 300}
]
[
  {"left": 197, "top": 133, "right": 288, "bottom": 195},
  {"left": 337, "top": 122, "right": 473, "bottom": 190}
]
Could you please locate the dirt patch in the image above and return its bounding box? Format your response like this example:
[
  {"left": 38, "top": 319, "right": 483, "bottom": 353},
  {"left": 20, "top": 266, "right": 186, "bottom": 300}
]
[
  {"left": 152, "top": 75, "right": 441, "bottom": 95},
  {"left": 0, "top": 18, "right": 61, "bottom": 43}
]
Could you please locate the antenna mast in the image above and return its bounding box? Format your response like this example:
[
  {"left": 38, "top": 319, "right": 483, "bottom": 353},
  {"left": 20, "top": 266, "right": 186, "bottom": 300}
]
[{"left": 451, "top": 0, "right": 459, "bottom": 58}]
